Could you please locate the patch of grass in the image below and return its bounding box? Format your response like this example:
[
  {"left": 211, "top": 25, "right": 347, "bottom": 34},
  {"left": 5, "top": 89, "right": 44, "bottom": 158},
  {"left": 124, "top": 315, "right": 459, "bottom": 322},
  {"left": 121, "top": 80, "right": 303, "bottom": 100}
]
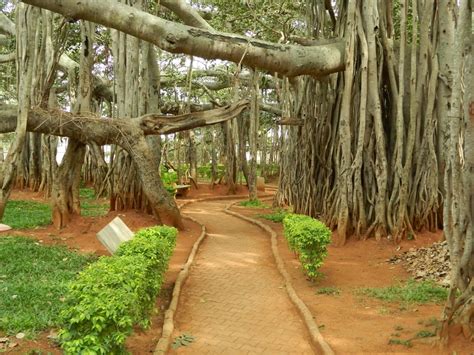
[
  {"left": 80, "top": 201, "right": 109, "bottom": 217},
  {"left": 79, "top": 187, "right": 95, "bottom": 200},
  {"left": 0, "top": 236, "right": 95, "bottom": 334},
  {"left": 315, "top": 286, "right": 341, "bottom": 296},
  {"left": 415, "top": 330, "right": 436, "bottom": 338},
  {"left": 79, "top": 188, "right": 109, "bottom": 217},
  {"left": 257, "top": 208, "right": 288, "bottom": 223},
  {"left": 360, "top": 279, "right": 448, "bottom": 304},
  {"left": 388, "top": 338, "right": 413, "bottom": 348},
  {"left": 3, "top": 200, "right": 51, "bottom": 229},
  {"left": 239, "top": 199, "right": 269, "bottom": 208}
]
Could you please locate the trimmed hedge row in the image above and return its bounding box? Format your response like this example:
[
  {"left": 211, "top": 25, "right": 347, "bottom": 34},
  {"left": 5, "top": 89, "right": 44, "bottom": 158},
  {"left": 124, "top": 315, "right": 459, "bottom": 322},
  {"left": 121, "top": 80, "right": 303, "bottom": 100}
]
[
  {"left": 283, "top": 214, "right": 331, "bottom": 279},
  {"left": 58, "top": 226, "right": 177, "bottom": 354}
]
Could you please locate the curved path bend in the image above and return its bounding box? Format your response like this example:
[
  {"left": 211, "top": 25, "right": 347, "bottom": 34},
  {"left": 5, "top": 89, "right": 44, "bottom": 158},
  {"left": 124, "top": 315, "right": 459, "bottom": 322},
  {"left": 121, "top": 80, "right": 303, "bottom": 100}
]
[{"left": 172, "top": 200, "right": 314, "bottom": 354}]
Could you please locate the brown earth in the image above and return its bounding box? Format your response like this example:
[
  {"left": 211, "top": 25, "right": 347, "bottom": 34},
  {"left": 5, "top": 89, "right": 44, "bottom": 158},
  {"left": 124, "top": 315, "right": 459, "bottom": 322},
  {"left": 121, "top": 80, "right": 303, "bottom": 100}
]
[
  {"left": 232, "top": 203, "right": 474, "bottom": 355},
  {"left": 2, "top": 186, "right": 472, "bottom": 354},
  {"left": 1, "top": 186, "right": 215, "bottom": 354}
]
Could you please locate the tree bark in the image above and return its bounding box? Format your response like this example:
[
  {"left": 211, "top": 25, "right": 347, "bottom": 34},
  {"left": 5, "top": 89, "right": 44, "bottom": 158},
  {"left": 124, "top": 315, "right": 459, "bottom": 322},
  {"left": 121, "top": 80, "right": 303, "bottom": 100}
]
[
  {"left": 51, "top": 20, "right": 94, "bottom": 228},
  {"left": 248, "top": 69, "right": 260, "bottom": 201},
  {"left": 439, "top": 0, "right": 473, "bottom": 341}
]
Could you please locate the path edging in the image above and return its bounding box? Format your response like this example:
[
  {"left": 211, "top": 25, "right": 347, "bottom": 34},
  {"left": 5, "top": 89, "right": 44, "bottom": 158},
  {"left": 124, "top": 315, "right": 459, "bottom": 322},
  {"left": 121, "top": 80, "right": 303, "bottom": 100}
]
[
  {"left": 154, "top": 193, "right": 272, "bottom": 354},
  {"left": 224, "top": 200, "right": 335, "bottom": 355},
  {"left": 154, "top": 214, "right": 206, "bottom": 354}
]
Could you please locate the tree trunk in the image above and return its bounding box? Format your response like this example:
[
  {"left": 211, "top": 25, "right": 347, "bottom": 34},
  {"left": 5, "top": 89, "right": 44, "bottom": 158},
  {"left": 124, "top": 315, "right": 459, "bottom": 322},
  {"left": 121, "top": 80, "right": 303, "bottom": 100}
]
[
  {"left": 51, "top": 21, "right": 94, "bottom": 228},
  {"left": 52, "top": 140, "right": 86, "bottom": 228},
  {"left": 0, "top": 4, "right": 37, "bottom": 220},
  {"left": 125, "top": 134, "right": 183, "bottom": 228},
  {"left": 439, "top": 0, "right": 473, "bottom": 342},
  {"left": 248, "top": 69, "right": 259, "bottom": 201}
]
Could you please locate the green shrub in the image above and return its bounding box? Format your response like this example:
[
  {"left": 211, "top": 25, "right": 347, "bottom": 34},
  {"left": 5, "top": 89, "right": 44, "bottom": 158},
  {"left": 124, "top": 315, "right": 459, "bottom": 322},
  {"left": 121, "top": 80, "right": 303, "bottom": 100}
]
[
  {"left": 161, "top": 170, "right": 178, "bottom": 195},
  {"left": 58, "top": 226, "right": 177, "bottom": 354},
  {"left": 283, "top": 214, "right": 331, "bottom": 279}
]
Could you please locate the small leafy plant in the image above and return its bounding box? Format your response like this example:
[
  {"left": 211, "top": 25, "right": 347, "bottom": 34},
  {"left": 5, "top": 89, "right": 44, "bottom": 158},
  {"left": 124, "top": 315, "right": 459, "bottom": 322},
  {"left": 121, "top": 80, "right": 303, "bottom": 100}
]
[
  {"left": 415, "top": 330, "right": 436, "bottom": 338},
  {"left": 58, "top": 226, "right": 177, "bottom": 354},
  {"left": 161, "top": 170, "right": 178, "bottom": 195},
  {"left": 315, "top": 287, "right": 340, "bottom": 296},
  {"left": 283, "top": 214, "right": 331, "bottom": 279},
  {"left": 171, "top": 333, "right": 195, "bottom": 349},
  {"left": 388, "top": 338, "right": 413, "bottom": 348}
]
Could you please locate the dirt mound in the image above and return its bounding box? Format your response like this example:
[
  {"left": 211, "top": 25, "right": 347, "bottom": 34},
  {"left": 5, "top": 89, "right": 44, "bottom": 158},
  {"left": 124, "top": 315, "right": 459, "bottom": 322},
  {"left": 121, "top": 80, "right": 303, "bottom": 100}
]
[{"left": 388, "top": 241, "right": 451, "bottom": 286}]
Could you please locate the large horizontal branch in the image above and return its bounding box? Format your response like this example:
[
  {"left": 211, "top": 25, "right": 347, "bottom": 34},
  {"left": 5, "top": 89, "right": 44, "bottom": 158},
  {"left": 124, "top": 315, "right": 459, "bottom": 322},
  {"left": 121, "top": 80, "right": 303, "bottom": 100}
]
[
  {"left": 0, "top": 52, "right": 15, "bottom": 63},
  {"left": 0, "top": 34, "right": 10, "bottom": 46},
  {"left": 0, "top": 13, "right": 15, "bottom": 36},
  {"left": 22, "top": 0, "right": 345, "bottom": 77},
  {"left": 160, "top": 100, "right": 281, "bottom": 116},
  {"left": 0, "top": 100, "right": 249, "bottom": 145},
  {"left": 138, "top": 100, "right": 249, "bottom": 134}
]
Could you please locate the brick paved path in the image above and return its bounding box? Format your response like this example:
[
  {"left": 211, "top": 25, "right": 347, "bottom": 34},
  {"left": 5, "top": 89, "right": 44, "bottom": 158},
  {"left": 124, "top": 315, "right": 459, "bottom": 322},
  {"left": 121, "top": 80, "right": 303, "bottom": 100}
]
[{"left": 172, "top": 200, "right": 314, "bottom": 354}]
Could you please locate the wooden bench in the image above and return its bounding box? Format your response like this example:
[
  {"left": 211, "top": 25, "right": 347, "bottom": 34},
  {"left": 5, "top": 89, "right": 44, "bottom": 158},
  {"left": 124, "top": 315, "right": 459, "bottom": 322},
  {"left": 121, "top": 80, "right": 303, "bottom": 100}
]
[{"left": 175, "top": 184, "right": 191, "bottom": 197}]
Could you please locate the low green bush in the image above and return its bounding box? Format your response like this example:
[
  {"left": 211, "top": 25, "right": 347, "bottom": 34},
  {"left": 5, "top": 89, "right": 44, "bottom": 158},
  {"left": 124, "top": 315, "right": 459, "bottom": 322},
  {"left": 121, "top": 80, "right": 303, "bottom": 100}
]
[
  {"left": 161, "top": 171, "right": 178, "bottom": 195},
  {"left": 283, "top": 214, "right": 331, "bottom": 279},
  {"left": 58, "top": 226, "right": 177, "bottom": 354}
]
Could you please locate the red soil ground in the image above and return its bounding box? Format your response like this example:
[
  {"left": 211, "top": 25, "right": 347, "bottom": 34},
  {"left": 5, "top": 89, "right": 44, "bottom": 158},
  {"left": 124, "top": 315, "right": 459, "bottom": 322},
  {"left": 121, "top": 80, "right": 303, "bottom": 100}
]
[
  {"left": 1, "top": 185, "right": 472, "bottom": 354},
  {"left": 232, "top": 204, "right": 473, "bottom": 354}
]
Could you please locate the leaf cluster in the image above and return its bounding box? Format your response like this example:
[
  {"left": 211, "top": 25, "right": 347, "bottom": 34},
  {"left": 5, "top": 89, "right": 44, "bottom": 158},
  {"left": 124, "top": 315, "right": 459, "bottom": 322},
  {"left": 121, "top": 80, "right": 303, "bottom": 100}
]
[
  {"left": 283, "top": 214, "right": 331, "bottom": 279},
  {"left": 58, "top": 226, "right": 177, "bottom": 354}
]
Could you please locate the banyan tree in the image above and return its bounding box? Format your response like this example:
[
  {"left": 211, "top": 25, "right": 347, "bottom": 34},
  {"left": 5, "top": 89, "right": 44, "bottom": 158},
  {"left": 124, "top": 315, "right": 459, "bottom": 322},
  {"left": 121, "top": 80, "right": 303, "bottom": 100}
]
[{"left": 0, "top": 0, "right": 471, "bottom": 342}]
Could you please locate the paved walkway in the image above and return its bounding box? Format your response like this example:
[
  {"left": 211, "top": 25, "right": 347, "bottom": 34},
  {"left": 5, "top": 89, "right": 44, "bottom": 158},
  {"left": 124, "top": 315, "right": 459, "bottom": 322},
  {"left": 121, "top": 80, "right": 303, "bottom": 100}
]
[{"left": 172, "top": 200, "right": 314, "bottom": 354}]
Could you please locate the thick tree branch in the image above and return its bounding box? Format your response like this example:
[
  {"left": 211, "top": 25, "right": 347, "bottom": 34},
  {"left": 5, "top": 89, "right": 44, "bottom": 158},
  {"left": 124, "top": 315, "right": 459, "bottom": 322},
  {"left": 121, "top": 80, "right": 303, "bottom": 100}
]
[
  {"left": 0, "top": 13, "right": 15, "bottom": 36},
  {"left": 139, "top": 100, "right": 249, "bottom": 134},
  {"left": 22, "top": 0, "right": 345, "bottom": 77},
  {"left": 0, "top": 52, "right": 15, "bottom": 63},
  {"left": 0, "top": 100, "right": 249, "bottom": 144},
  {"left": 0, "top": 34, "right": 10, "bottom": 46}
]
